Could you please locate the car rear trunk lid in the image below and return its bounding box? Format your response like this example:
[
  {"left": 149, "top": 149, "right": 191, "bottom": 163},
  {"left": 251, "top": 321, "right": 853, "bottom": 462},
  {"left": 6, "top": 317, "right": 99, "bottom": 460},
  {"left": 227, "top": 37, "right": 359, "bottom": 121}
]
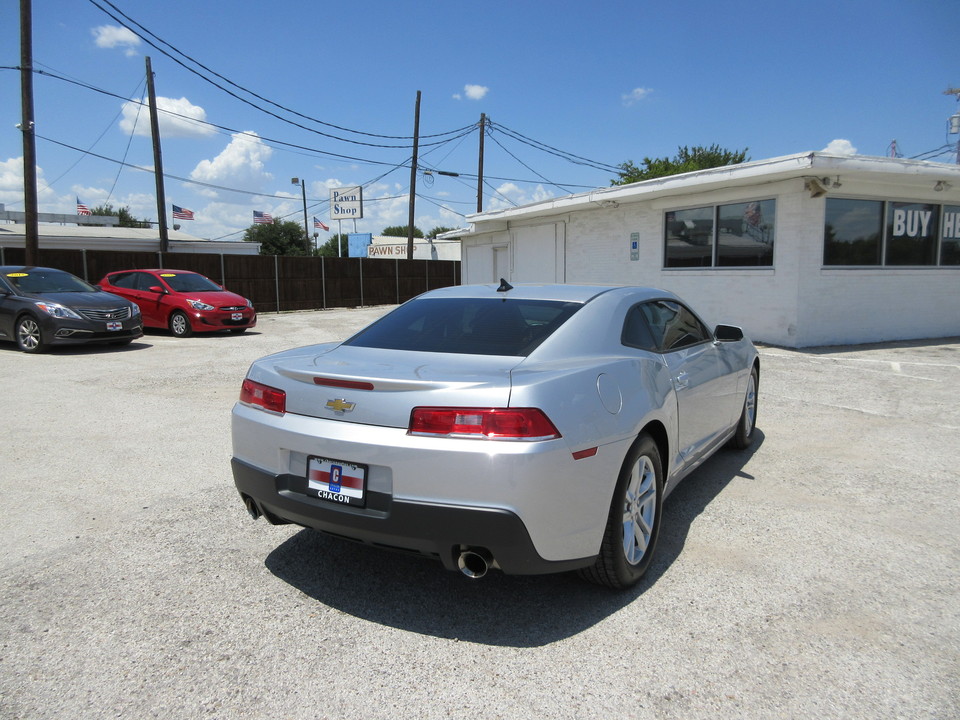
[{"left": 256, "top": 344, "right": 522, "bottom": 428}]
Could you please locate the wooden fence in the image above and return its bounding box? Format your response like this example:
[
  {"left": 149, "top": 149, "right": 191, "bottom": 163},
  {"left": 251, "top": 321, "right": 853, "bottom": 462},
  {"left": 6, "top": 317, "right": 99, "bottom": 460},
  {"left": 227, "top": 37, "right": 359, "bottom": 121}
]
[{"left": 0, "top": 247, "right": 461, "bottom": 312}]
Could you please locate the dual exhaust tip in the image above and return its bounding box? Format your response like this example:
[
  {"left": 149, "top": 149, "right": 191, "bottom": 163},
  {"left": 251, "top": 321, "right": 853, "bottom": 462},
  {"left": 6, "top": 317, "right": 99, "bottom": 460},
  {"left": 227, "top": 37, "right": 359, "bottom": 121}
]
[{"left": 244, "top": 495, "right": 495, "bottom": 579}]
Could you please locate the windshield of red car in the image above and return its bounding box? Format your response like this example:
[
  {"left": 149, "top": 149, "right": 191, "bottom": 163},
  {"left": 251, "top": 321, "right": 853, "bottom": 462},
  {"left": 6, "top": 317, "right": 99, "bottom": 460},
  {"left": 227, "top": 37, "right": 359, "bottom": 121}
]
[
  {"left": 162, "top": 273, "right": 222, "bottom": 293},
  {"left": 344, "top": 297, "right": 582, "bottom": 356}
]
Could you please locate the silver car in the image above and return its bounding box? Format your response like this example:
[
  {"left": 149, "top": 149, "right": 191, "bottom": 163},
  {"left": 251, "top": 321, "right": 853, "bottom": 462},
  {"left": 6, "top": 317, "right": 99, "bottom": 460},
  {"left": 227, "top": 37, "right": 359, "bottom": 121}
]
[{"left": 231, "top": 282, "right": 759, "bottom": 588}]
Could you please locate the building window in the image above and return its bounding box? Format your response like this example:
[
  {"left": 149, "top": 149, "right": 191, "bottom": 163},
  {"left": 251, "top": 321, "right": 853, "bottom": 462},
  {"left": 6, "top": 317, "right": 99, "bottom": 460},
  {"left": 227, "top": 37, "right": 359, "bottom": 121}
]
[
  {"left": 824, "top": 198, "right": 882, "bottom": 265},
  {"left": 941, "top": 205, "right": 960, "bottom": 265},
  {"left": 825, "top": 198, "right": 958, "bottom": 267},
  {"left": 886, "top": 202, "right": 938, "bottom": 265},
  {"left": 664, "top": 207, "right": 713, "bottom": 267},
  {"left": 664, "top": 200, "right": 775, "bottom": 268},
  {"left": 717, "top": 200, "right": 775, "bottom": 267}
]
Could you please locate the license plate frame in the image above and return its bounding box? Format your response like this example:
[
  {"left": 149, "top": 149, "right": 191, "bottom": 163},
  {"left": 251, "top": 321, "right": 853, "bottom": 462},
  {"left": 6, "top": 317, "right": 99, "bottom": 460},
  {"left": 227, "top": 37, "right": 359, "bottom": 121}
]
[{"left": 306, "top": 456, "right": 367, "bottom": 508}]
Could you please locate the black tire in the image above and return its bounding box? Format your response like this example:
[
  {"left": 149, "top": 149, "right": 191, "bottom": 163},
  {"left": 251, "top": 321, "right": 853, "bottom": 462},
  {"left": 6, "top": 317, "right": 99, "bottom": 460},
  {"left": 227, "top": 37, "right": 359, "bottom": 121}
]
[
  {"left": 580, "top": 433, "right": 664, "bottom": 589},
  {"left": 16, "top": 315, "right": 48, "bottom": 353},
  {"left": 729, "top": 366, "right": 758, "bottom": 450},
  {"left": 169, "top": 311, "right": 193, "bottom": 338}
]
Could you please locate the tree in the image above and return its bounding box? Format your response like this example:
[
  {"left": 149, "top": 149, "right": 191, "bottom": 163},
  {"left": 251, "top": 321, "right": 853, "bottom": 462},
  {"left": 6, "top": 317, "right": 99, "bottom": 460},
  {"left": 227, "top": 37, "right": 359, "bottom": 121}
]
[
  {"left": 382, "top": 225, "right": 423, "bottom": 238},
  {"left": 243, "top": 220, "right": 311, "bottom": 256},
  {"left": 612, "top": 145, "right": 749, "bottom": 185},
  {"left": 89, "top": 203, "right": 151, "bottom": 228},
  {"left": 314, "top": 234, "right": 349, "bottom": 257},
  {"left": 426, "top": 226, "right": 456, "bottom": 239}
]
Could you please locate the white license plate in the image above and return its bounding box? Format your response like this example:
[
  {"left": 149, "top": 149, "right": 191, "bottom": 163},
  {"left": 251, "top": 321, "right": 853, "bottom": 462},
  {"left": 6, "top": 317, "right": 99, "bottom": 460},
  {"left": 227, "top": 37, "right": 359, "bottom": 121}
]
[
  {"left": 231, "top": 313, "right": 243, "bottom": 321},
  {"left": 106, "top": 321, "right": 122, "bottom": 331},
  {"left": 307, "top": 457, "right": 366, "bottom": 507}
]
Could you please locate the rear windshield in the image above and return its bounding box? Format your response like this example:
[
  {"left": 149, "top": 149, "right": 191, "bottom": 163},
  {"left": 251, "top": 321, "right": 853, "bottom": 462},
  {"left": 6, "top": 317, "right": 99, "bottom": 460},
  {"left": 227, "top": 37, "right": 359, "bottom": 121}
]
[{"left": 344, "top": 297, "right": 582, "bottom": 356}]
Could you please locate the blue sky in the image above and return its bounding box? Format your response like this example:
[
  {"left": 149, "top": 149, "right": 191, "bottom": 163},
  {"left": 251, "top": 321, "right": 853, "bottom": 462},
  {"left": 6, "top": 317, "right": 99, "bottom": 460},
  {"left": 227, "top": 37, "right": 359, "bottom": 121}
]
[{"left": 1, "top": 0, "right": 957, "bottom": 241}]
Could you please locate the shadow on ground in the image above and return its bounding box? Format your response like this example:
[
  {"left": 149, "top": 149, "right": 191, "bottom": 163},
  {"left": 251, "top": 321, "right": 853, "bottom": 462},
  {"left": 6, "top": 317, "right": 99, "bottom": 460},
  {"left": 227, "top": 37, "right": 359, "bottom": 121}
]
[{"left": 265, "top": 433, "right": 764, "bottom": 647}]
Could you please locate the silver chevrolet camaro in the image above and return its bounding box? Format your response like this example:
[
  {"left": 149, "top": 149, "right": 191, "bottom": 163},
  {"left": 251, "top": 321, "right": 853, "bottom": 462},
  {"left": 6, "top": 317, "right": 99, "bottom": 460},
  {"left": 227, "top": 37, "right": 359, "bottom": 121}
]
[{"left": 231, "top": 282, "right": 759, "bottom": 588}]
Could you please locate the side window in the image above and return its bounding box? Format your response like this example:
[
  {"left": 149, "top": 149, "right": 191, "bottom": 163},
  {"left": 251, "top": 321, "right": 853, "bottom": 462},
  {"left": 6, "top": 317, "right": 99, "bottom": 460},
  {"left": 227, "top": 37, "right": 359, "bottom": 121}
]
[
  {"left": 135, "top": 273, "right": 158, "bottom": 291},
  {"left": 621, "top": 305, "right": 658, "bottom": 351},
  {"left": 640, "top": 301, "right": 709, "bottom": 351},
  {"left": 109, "top": 272, "right": 140, "bottom": 290}
]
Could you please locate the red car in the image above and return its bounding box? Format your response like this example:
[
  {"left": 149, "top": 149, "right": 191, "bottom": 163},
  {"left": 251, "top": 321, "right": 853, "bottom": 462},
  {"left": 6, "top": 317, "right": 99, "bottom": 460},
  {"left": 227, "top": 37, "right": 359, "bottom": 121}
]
[{"left": 98, "top": 269, "right": 256, "bottom": 337}]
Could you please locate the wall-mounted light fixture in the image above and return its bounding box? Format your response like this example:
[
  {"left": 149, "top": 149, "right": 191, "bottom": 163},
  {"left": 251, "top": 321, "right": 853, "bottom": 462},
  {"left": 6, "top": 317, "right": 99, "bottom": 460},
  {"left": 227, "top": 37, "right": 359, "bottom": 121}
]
[{"left": 804, "top": 177, "right": 829, "bottom": 198}]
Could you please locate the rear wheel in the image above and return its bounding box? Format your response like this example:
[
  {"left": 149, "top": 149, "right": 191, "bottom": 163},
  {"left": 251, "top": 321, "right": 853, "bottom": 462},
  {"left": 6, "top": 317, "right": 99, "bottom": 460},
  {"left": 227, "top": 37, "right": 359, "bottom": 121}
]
[
  {"left": 16, "top": 315, "right": 47, "bottom": 353},
  {"left": 580, "top": 433, "right": 663, "bottom": 589},
  {"left": 169, "top": 311, "right": 193, "bottom": 338}
]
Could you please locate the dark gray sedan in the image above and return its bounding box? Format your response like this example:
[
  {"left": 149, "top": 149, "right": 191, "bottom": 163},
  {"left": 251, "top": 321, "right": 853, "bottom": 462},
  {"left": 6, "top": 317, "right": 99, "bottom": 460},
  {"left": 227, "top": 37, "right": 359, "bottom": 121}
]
[
  {"left": 232, "top": 282, "right": 759, "bottom": 588},
  {"left": 0, "top": 266, "right": 142, "bottom": 353}
]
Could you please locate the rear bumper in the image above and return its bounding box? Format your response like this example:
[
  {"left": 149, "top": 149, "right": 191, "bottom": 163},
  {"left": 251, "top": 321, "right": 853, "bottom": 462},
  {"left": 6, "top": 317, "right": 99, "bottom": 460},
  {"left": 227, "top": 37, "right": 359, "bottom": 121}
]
[{"left": 232, "top": 457, "right": 594, "bottom": 576}]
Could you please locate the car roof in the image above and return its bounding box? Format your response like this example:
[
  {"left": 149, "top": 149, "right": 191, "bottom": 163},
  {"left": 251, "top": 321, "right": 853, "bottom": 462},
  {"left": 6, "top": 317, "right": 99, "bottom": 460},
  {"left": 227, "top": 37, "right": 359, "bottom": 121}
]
[
  {"left": 416, "top": 283, "right": 675, "bottom": 304},
  {"left": 0, "top": 266, "right": 69, "bottom": 273},
  {"left": 108, "top": 269, "right": 198, "bottom": 274}
]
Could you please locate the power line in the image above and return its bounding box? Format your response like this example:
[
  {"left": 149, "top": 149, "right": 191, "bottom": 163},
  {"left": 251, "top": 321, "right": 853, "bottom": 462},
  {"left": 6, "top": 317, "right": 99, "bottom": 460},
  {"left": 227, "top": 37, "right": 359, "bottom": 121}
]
[
  {"left": 486, "top": 131, "right": 582, "bottom": 195},
  {"left": 30, "top": 67, "right": 477, "bottom": 159},
  {"left": 487, "top": 119, "right": 622, "bottom": 174},
  {"left": 5, "top": 65, "right": 608, "bottom": 191},
  {"left": 86, "top": 0, "right": 475, "bottom": 147}
]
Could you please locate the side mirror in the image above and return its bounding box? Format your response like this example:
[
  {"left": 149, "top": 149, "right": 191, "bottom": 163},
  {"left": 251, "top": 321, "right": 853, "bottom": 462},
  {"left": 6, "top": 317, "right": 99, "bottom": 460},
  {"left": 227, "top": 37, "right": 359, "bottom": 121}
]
[
  {"left": 148, "top": 285, "right": 165, "bottom": 294},
  {"left": 714, "top": 324, "right": 744, "bottom": 342}
]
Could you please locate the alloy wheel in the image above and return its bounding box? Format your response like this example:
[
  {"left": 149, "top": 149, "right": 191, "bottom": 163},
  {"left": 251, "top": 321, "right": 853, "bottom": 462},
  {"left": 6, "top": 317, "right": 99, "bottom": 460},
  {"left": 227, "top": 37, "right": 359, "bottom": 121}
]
[{"left": 622, "top": 454, "right": 658, "bottom": 565}]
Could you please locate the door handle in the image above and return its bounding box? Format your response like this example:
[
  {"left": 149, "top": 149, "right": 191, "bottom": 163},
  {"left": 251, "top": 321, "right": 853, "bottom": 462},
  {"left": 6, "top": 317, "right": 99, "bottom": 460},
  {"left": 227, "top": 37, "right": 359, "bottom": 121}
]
[{"left": 674, "top": 372, "right": 689, "bottom": 390}]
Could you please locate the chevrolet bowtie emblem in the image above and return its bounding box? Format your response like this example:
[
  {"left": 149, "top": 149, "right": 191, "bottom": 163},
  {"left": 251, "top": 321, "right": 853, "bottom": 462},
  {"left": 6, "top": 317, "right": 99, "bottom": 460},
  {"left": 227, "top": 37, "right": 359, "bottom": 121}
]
[{"left": 326, "top": 398, "right": 355, "bottom": 413}]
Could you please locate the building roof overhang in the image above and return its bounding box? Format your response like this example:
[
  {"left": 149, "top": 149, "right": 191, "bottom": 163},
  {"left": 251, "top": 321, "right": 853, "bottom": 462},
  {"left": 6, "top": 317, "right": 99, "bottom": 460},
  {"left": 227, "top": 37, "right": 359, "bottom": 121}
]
[{"left": 443, "top": 152, "right": 960, "bottom": 238}]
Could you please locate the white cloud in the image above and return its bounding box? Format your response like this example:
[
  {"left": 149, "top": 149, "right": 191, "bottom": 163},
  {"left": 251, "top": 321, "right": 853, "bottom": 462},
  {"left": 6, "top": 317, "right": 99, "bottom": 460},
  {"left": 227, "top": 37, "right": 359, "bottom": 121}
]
[
  {"left": 622, "top": 87, "right": 652, "bottom": 107},
  {"left": 0, "top": 156, "right": 25, "bottom": 198},
  {"left": 120, "top": 96, "right": 216, "bottom": 139},
  {"left": 0, "top": 157, "right": 60, "bottom": 208},
  {"left": 91, "top": 25, "right": 140, "bottom": 57},
  {"left": 822, "top": 139, "right": 857, "bottom": 156},
  {"left": 485, "top": 182, "right": 554, "bottom": 212},
  {"left": 461, "top": 84, "right": 489, "bottom": 101},
  {"left": 190, "top": 132, "right": 273, "bottom": 196}
]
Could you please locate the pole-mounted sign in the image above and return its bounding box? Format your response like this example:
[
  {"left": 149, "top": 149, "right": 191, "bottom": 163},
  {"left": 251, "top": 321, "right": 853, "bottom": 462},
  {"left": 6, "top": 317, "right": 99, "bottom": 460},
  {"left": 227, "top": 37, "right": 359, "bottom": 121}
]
[{"left": 330, "top": 187, "right": 363, "bottom": 220}]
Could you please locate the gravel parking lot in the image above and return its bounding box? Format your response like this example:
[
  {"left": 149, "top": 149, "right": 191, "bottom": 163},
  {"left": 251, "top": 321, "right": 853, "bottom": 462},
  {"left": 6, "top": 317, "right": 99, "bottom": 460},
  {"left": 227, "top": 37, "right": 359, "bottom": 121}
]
[{"left": 1, "top": 309, "right": 957, "bottom": 720}]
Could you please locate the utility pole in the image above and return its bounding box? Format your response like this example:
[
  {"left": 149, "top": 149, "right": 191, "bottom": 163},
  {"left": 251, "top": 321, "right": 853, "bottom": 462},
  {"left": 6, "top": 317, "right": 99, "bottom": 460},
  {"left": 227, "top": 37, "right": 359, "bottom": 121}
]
[
  {"left": 406, "top": 91, "right": 421, "bottom": 260},
  {"left": 945, "top": 87, "right": 960, "bottom": 165},
  {"left": 477, "top": 113, "right": 485, "bottom": 213},
  {"left": 20, "top": 0, "right": 39, "bottom": 264},
  {"left": 146, "top": 56, "right": 170, "bottom": 252}
]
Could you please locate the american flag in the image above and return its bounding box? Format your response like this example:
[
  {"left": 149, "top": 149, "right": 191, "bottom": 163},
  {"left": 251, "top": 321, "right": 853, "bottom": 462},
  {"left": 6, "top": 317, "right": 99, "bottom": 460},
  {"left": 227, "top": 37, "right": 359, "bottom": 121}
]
[
  {"left": 314, "top": 216, "right": 329, "bottom": 231},
  {"left": 172, "top": 205, "right": 195, "bottom": 220},
  {"left": 76, "top": 197, "right": 92, "bottom": 216},
  {"left": 253, "top": 210, "right": 273, "bottom": 224}
]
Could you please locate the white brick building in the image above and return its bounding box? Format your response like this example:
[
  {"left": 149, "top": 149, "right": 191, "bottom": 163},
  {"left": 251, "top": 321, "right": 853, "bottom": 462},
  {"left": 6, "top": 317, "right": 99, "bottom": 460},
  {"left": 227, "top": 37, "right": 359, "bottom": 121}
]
[{"left": 452, "top": 152, "right": 960, "bottom": 347}]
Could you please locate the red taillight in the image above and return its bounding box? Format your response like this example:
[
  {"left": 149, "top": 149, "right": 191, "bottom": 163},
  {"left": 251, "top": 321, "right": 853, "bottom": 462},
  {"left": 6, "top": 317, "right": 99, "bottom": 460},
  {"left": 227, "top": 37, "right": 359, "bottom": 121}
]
[
  {"left": 408, "top": 407, "right": 561, "bottom": 440},
  {"left": 240, "top": 378, "right": 286, "bottom": 414}
]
